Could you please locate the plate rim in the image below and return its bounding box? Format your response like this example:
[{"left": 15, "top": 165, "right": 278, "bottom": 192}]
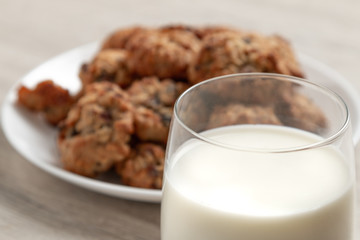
[{"left": 1, "top": 42, "right": 359, "bottom": 203}]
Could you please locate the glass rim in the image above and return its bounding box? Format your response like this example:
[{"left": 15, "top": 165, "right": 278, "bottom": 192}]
[{"left": 174, "top": 73, "right": 351, "bottom": 153}]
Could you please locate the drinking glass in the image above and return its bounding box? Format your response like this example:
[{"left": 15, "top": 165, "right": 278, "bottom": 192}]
[{"left": 161, "top": 73, "right": 357, "bottom": 240}]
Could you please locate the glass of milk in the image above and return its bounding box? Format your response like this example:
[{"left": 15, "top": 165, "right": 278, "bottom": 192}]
[{"left": 161, "top": 73, "right": 357, "bottom": 240}]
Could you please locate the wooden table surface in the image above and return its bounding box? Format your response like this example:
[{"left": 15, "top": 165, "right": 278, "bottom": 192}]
[{"left": 0, "top": 0, "right": 359, "bottom": 239}]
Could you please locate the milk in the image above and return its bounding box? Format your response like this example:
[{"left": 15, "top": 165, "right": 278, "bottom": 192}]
[{"left": 161, "top": 125, "right": 355, "bottom": 240}]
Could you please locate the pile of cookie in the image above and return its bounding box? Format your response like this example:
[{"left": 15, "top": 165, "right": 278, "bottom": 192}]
[{"left": 17, "top": 25, "right": 324, "bottom": 189}]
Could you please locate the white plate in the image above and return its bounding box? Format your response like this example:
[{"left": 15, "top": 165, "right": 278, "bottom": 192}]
[{"left": 2, "top": 43, "right": 360, "bottom": 203}]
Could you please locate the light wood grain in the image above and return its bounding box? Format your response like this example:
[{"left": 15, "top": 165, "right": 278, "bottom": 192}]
[{"left": 0, "top": 0, "right": 359, "bottom": 239}]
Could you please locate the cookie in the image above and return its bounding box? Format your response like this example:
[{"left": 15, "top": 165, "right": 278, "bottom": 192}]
[
  {"left": 125, "top": 28, "right": 201, "bottom": 79},
  {"left": 116, "top": 143, "right": 165, "bottom": 189},
  {"left": 17, "top": 80, "right": 74, "bottom": 126},
  {"left": 79, "top": 49, "right": 132, "bottom": 90},
  {"left": 207, "top": 103, "right": 282, "bottom": 129},
  {"left": 58, "top": 82, "right": 135, "bottom": 177},
  {"left": 127, "top": 77, "right": 188, "bottom": 143},
  {"left": 275, "top": 91, "right": 327, "bottom": 133},
  {"left": 188, "top": 31, "right": 304, "bottom": 84},
  {"left": 101, "top": 26, "right": 150, "bottom": 50}
]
